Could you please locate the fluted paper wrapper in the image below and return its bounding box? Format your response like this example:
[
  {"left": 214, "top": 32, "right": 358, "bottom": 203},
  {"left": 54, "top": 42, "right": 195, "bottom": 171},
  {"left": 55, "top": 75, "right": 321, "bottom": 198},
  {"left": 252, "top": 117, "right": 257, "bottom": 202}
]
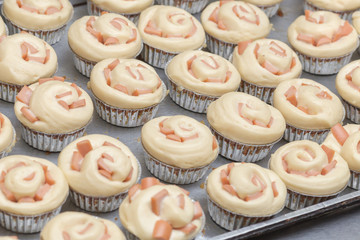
[
  {"left": 205, "top": 33, "right": 236, "bottom": 60},
  {"left": 304, "top": 0, "right": 356, "bottom": 21},
  {"left": 257, "top": 3, "right": 280, "bottom": 18},
  {"left": 348, "top": 170, "right": 360, "bottom": 190},
  {"left": 155, "top": 0, "right": 208, "bottom": 14},
  {"left": 283, "top": 124, "right": 330, "bottom": 144},
  {"left": 0, "top": 81, "right": 23, "bottom": 103},
  {"left": 342, "top": 98, "right": 360, "bottom": 124},
  {"left": 239, "top": 80, "right": 275, "bottom": 105}
]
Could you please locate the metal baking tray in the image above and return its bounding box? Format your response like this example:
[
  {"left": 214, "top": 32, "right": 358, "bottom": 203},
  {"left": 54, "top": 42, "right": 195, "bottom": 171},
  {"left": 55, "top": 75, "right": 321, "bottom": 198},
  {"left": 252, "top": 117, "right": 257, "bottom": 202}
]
[{"left": 1, "top": 0, "right": 360, "bottom": 239}]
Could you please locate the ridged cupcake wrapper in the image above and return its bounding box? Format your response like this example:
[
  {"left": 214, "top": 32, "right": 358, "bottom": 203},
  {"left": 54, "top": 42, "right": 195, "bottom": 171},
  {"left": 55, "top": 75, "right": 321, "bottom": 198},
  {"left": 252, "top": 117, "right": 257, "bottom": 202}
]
[
  {"left": 304, "top": 0, "right": 355, "bottom": 21},
  {"left": 342, "top": 98, "right": 360, "bottom": 124},
  {"left": 348, "top": 170, "right": 360, "bottom": 190},
  {"left": 210, "top": 126, "right": 280, "bottom": 162},
  {"left": 155, "top": 0, "right": 209, "bottom": 14},
  {"left": 283, "top": 124, "right": 330, "bottom": 144},
  {"left": 205, "top": 33, "right": 236, "bottom": 60},
  {"left": 0, "top": 81, "right": 23, "bottom": 103},
  {"left": 257, "top": 3, "right": 280, "bottom": 18},
  {"left": 239, "top": 80, "right": 275, "bottom": 105}
]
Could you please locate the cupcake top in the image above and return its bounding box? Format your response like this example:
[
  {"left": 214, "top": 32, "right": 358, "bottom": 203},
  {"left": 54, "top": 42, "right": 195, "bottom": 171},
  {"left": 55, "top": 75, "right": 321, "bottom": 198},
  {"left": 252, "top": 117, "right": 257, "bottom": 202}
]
[
  {"left": 0, "top": 18, "right": 7, "bottom": 38},
  {"left": 201, "top": 1, "right": 271, "bottom": 44},
  {"left": 0, "top": 33, "right": 57, "bottom": 85},
  {"left": 273, "top": 78, "right": 344, "bottom": 130},
  {"left": 270, "top": 140, "right": 350, "bottom": 195},
  {"left": 91, "top": 0, "right": 153, "bottom": 14},
  {"left": 90, "top": 58, "right": 164, "bottom": 109},
  {"left": 14, "top": 78, "right": 93, "bottom": 134},
  {"left": 307, "top": 0, "right": 360, "bottom": 12},
  {"left": 40, "top": 212, "right": 125, "bottom": 240},
  {"left": 207, "top": 163, "right": 286, "bottom": 216},
  {"left": 141, "top": 115, "right": 219, "bottom": 169},
  {"left": 336, "top": 60, "right": 360, "bottom": 108},
  {"left": 0, "top": 155, "right": 69, "bottom": 215},
  {"left": 207, "top": 92, "right": 286, "bottom": 144},
  {"left": 322, "top": 123, "right": 360, "bottom": 172},
  {"left": 138, "top": 5, "right": 205, "bottom": 52},
  {"left": 0, "top": 113, "right": 15, "bottom": 153},
  {"left": 232, "top": 39, "right": 302, "bottom": 87},
  {"left": 166, "top": 50, "right": 241, "bottom": 97},
  {"left": 353, "top": 11, "right": 360, "bottom": 34},
  {"left": 68, "top": 13, "right": 142, "bottom": 62},
  {"left": 288, "top": 10, "right": 358, "bottom": 58},
  {"left": 3, "top": 0, "right": 73, "bottom": 30},
  {"left": 241, "top": 0, "right": 282, "bottom": 5},
  {"left": 120, "top": 177, "right": 204, "bottom": 240},
  {"left": 58, "top": 134, "right": 140, "bottom": 197}
]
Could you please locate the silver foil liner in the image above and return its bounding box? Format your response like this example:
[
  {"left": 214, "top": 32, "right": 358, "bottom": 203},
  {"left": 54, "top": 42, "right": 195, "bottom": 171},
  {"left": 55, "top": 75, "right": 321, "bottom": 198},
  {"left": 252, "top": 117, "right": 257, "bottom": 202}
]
[
  {"left": 304, "top": 0, "right": 356, "bottom": 21},
  {"left": 239, "top": 80, "right": 275, "bottom": 105},
  {"left": 0, "top": 80, "right": 23, "bottom": 103},
  {"left": 205, "top": 33, "right": 236, "bottom": 60},
  {"left": 283, "top": 123, "right": 330, "bottom": 144},
  {"left": 257, "top": 3, "right": 280, "bottom": 18},
  {"left": 210, "top": 125, "right": 281, "bottom": 162},
  {"left": 342, "top": 98, "right": 360, "bottom": 124},
  {"left": 0, "top": 127, "right": 16, "bottom": 159},
  {"left": 155, "top": 0, "right": 209, "bottom": 14},
  {"left": 348, "top": 169, "right": 360, "bottom": 190}
]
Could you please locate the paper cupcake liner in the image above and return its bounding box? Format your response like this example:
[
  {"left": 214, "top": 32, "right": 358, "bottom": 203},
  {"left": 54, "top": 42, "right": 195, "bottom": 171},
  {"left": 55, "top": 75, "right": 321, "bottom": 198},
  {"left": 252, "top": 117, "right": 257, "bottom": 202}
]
[
  {"left": 304, "top": 0, "right": 356, "bottom": 21},
  {"left": 0, "top": 127, "right": 16, "bottom": 159},
  {"left": 155, "top": 0, "right": 209, "bottom": 14},
  {"left": 239, "top": 80, "right": 275, "bottom": 105},
  {"left": 256, "top": 3, "right": 280, "bottom": 18},
  {"left": 210, "top": 125, "right": 280, "bottom": 162},
  {"left": 205, "top": 33, "right": 236, "bottom": 60},
  {"left": 0, "top": 80, "right": 23, "bottom": 103},
  {"left": 283, "top": 123, "right": 330, "bottom": 144},
  {"left": 342, "top": 98, "right": 360, "bottom": 124},
  {"left": 348, "top": 169, "right": 360, "bottom": 190}
]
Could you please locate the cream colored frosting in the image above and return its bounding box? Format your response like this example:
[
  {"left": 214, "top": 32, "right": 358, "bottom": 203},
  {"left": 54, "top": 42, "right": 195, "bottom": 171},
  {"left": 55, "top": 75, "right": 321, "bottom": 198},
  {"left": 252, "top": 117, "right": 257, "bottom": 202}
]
[
  {"left": 90, "top": 58, "right": 164, "bottom": 109},
  {"left": 0, "top": 113, "right": 14, "bottom": 153},
  {"left": 141, "top": 115, "right": 218, "bottom": 168},
  {"left": 120, "top": 183, "right": 203, "bottom": 240},
  {"left": 307, "top": 0, "right": 360, "bottom": 11},
  {"left": 0, "top": 18, "right": 7, "bottom": 37},
  {"left": 40, "top": 212, "right": 125, "bottom": 240},
  {"left": 353, "top": 11, "right": 360, "bottom": 34},
  {"left": 58, "top": 134, "right": 139, "bottom": 197},
  {"left": 273, "top": 78, "right": 344, "bottom": 129},
  {"left": 91, "top": 0, "right": 153, "bottom": 14},
  {"left": 288, "top": 11, "right": 359, "bottom": 58},
  {"left": 336, "top": 60, "right": 360, "bottom": 108},
  {"left": 242, "top": 0, "right": 282, "bottom": 6},
  {"left": 68, "top": 13, "right": 142, "bottom": 62},
  {"left": 270, "top": 140, "right": 350, "bottom": 195},
  {"left": 207, "top": 92, "right": 286, "bottom": 144},
  {"left": 0, "top": 33, "right": 57, "bottom": 85},
  {"left": 207, "top": 163, "right": 286, "bottom": 216},
  {"left": 232, "top": 39, "right": 302, "bottom": 87},
  {"left": 14, "top": 80, "right": 93, "bottom": 133},
  {"left": 138, "top": 5, "right": 205, "bottom": 52},
  {"left": 3, "top": 0, "right": 73, "bottom": 30},
  {"left": 0, "top": 155, "right": 69, "bottom": 215},
  {"left": 166, "top": 50, "right": 241, "bottom": 97},
  {"left": 201, "top": 1, "right": 271, "bottom": 44}
]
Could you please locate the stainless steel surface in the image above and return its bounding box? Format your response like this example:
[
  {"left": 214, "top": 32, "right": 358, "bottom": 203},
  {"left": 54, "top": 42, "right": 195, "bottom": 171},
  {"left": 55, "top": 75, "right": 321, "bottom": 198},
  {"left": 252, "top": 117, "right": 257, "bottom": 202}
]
[{"left": 1, "top": 0, "right": 360, "bottom": 239}]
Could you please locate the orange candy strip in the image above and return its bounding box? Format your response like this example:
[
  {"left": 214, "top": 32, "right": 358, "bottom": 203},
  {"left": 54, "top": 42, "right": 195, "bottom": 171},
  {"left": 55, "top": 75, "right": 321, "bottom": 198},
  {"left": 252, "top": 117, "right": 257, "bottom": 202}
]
[
  {"left": 45, "top": 6, "right": 60, "bottom": 15},
  {"left": 123, "top": 167, "right": 133, "bottom": 182},
  {"left": 144, "top": 20, "right": 162, "bottom": 37},
  {"left": 110, "top": 20, "right": 122, "bottom": 30},
  {"left": 126, "top": 29, "right": 137, "bottom": 43},
  {"left": 18, "top": 197, "right": 35, "bottom": 203},
  {"left": 321, "top": 145, "right": 335, "bottom": 163},
  {"left": 253, "top": 120, "right": 267, "bottom": 128},
  {"left": 305, "top": 10, "right": 317, "bottom": 23},
  {"left": 114, "top": 84, "right": 129, "bottom": 95},
  {"left": 141, "top": 177, "right": 160, "bottom": 190},
  {"left": 86, "top": 26, "right": 104, "bottom": 43},
  {"left": 185, "top": 19, "right": 197, "bottom": 38},
  {"left": 166, "top": 134, "right": 182, "bottom": 142},
  {"left": 193, "top": 201, "right": 203, "bottom": 220},
  {"left": 321, "top": 160, "right": 337, "bottom": 175},
  {"left": 16, "top": 0, "right": 22, "bottom": 7},
  {"left": 269, "top": 41, "right": 286, "bottom": 56},
  {"left": 271, "top": 181, "right": 278, "bottom": 197},
  {"left": 21, "top": 43, "right": 28, "bottom": 59},
  {"left": 102, "top": 153, "right": 114, "bottom": 162},
  {"left": 108, "top": 59, "right": 120, "bottom": 71},
  {"left": 261, "top": 60, "right": 280, "bottom": 75},
  {"left": 56, "top": 91, "right": 72, "bottom": 99},
  {"left": 332, "top": 21, "right": 353, "bottom": 42},
  {"left": 34, "top": 183, "right": 51, "bottom": 201},
  {"left": 152, "top": 220, "right": 172, "bottom": 240},
  {"left": 160, "top": 126, "right": 174, "bottom": 135},
  {"left": 44, "top": 49, "right": 50, "bottom": 64},
  {"left": 220, "top": 169, "right": 230, "bottom": 185},
  {"left": 222, "top": 184, "right": 237, "bottom": 196},
  {"left": 77, "top": 140, "right": 93, "bottom": 157},
  {"left": 128, "top": 184, "right": 141, "bottom": 203},
  {"left": 227, "top": 162, "right": 235, "bottom": 175},
  {"left": 151, "top": 189, "right": 169, "bottom": 216},
  {"left": 21, "top": 5, "right": 38, "bottom": 13},
  {"left": 284, "top": 86, "right": 297, "bottom": 106},
  {"left": 217, "top": 20, "right": 227, "bottom": 30},
  {"left": 58, "top": 100, "right": 69, "bottom": 110},
  {"left": 0, "top": 114, "right": 3, "bottom": 129},
  {"left": 132, "top": 89, "right": 153, "bottom": 96},
  {"left": 113, "top": 18, "right": 128, "bottom": 26},
  {"left": 181, "top": 133, "right": 199, "bottom": 142},
  {"left": 26, "top": 56, "right": 45, "bottom": 63},
  {"left": 316, "top": 91, "right": 332, "bottom": 100},
  {"left": 98, "top": 158, "right": 113, "bottom": 174},
  {"left": 104, "top": 67, "right": 112, "bottom": 86},
  {"left": 23, "top": 42, "right": 38, "bottom": 54},
  {"left": 177, "top": 223, "right": 197, "bottom": 234},
  {"left": 23, "top": 172, "right": 35, "bottom": 181},
  {"left": 297, "top": 33, "right": 315, "bottom": 45},
  {"left": 21, "top": 107, "right": 38, "bottom": 122},
  {"left": 45, "top": 171, "right": 56, "bottom": 185},
  {"left": 316, "top": 37, "right": 331, "bottom": 47},
  {"left": 104, "top": 37, "right": 119, "bottom": 45},
  {"left": 16, "top": 85, "right": 32, "bottom": 105},
  {"left": 177, "top": 194, "right": 185, "bottom": 209},
  {"left": 99, "top": 169, "right": 112, "bottom": 180},
  {"left": 86, "top": 16, "right": 95, "bottom": 27},
  {"left": 254, "top": 43, "right": 260, "bottom": 59},
  {"left": 0, "top": 183, "right": 16, "bottom": 202},
  {"left": 208, "top": 7, "right": 219, "bottom": 23},
  {"left": 220, "top": 0, "right": 233, "bottom": 6},
  {"left": 331, "top": 123, "right": 349, "bottom": 146},
  {"left": 186, "top": 55, "right": 197, "bottom": 69},
  {"left": 69, "top": 99, "right": 86, "bottom": 109},
  {"left": 212, "top": 136, "right": 218, "bottom": 150}
]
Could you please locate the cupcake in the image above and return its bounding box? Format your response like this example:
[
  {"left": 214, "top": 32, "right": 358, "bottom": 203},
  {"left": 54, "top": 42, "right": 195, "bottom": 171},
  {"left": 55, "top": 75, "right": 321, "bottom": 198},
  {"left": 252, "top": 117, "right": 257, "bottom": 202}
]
[
  {"left": 0, "top": 32, "right": 57, "bottom": 103},
  {"left": 241, "top": 0, "right": 283, "bottom": 18},
  {"left": 2, "top": 0, "right": 73, "bottom": 44},
  {"left": 201, "top": 1, "right": 271, "bottom": 59},
  {"left": 14, "top": 77, "right": 93, "bottom": 152},
  {"left": 269, "top": 140, "right": 350, "bottom": 210},
  {"left": 206, "top": 162, "right": 286, "bottom": 230},
  {"left": 68, "top": 13, "right": 142, "bottom": 77},
  {"left": 336, "top": 60, "right": 360, "bottom": 123},
  {"left": 207, "top": 92, "right": 286, "bottom": 162},
  {"left": 0, "top": 113, "right": 16, "bottom": 159},
  {"left": 138, "top": 5, "right": 205, "bottom": 68},
  {"left": 87, "top": 0, "right": 153, "bottom": 23},
  {"left": 58, "top": 134, "right": 141, "bottom": 212},
  {"left": 305, "top": 0, "right": 360, "bottom": 21},
  {"left": 141, "top": 115, "right": 219, "bottom": 184},
  {"left": 165, "top": 50, "right": 241, "bottom": 113},
  {"left": 273, "top": 78, "right": 344, "bottom": 143},
  {"left": 0, "top": 155, "right": 69, "bottom": 233},
  {"left": 90, "top": 58, "right": 166, "bottom": 127},
  {"left": 232, "top": 39, "right": 302, "bottom": 104},
  {"left": 288, "top": 10, "right": 359, "bottom": 75},
  {"left": 155, "top": 0, "right": 207, "bottom": 14},
  {"left": 119, "top": 177, "right": 205, "bottom": 240},
  {"left": 40, "top": 211, "right": 126, "bottom": 240}
]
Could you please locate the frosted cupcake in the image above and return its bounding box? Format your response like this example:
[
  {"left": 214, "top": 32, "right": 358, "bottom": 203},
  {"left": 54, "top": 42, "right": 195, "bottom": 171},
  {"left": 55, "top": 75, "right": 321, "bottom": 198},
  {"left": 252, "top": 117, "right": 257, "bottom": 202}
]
[
  {"left": 0, "top": 113, "right": 16, "bottom": 159},
  {"left": 165, "top": 50, "right": 241, "bottom": 113},
  {"left": 155, "top": 0, "right": 207, "bottom": 14},
  {"left": 241, "top": 0, "right": 283, "bottom": 18},
  {"left": 14, "top": 78, "right": 93, "bottom": 152},
  {"left": 270, "top": 140, "right": 350, "bottom": 210},
  {"left": 305, "top": 0, "right": 360, "bottom": 21},
  {"left": 2, "top": 0, "right": 73, "bottom": 44},
  {"left": 141, "top": 115, "right": 219, "bottom": 184}
]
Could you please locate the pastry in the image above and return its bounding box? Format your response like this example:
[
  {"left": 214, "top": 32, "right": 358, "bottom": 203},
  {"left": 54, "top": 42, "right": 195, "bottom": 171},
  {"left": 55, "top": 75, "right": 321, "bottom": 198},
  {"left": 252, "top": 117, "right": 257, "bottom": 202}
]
[
  {"left": 241, "top": 0, "right": 283, "bottom": 18},
  {"left": 0, "top": 112, "right": 15, "bottom": 159},
  {"left": 305, "top": 0, "right": 360, "bottom": 20}
]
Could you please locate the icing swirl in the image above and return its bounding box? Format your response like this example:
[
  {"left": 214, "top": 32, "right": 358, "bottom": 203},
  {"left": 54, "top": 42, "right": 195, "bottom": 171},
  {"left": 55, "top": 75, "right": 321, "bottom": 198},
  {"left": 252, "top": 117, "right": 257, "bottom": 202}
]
[
  {"left": 336, "top": 60, "right": 360, "bottom": 108},
  {"left": 91, "top": 0, "right": 153, "bottom": 14},
  {"left": 307, "top": 0, "right": 360, "bottom": 11},
  {"left": 0, "top": 113, "right": 14, "bottom": 152}
]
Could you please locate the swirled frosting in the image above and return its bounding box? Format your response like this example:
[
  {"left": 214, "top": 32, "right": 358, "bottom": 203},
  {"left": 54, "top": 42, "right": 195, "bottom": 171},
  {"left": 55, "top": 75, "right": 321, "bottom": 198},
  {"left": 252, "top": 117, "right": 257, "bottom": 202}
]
[
  {"left": 68, "top": 13, "right": 142, "bottom": 62},
  {"left": 90, "top": 58, "right": 164, "bottom": 109},
  {"left": 270, "top": 140, "right": 350, "bottom": 195},
  {"left": 0, "top": 155, "right": 69, "bottom": 215},
  {"left": 120, "top": 178, "right": 204, "bottom": 240},
  {"left": 288, "top": 10, "right": 359, "bottom": 58},
  {"left": 166, "top": 50, "right": 241, "bottom": 97},
  {"left": 232, "top": 39, "right": 302, "bottom": 87},
  {"left": 201, "top": 1, "right": 271, "bottom": 44},
  {"left": 207, "top": 163, "right": 286, "bottom": 216},
  {"left": 307, "top": 0, "right": 360, "bottom": 11},
  {"left": 207, "top": 92, "right": 286, "bottom": 144},
  {"left": 40, "top": 212, "right": 125, "bottom": 240},
  {"left": 241, "top": 0, "right": 282, "bottom": 6},
  {"left": 0, "top": 113, "right": 14, "bottom": 153},
  {"left": 14, "top": 79, "right": 93, "bottom": 133},
  {"left": 353, "top": 11, "right": 360, "bottom": 34},
  {"left": 138, "top": 5, "right": 205, "bottom": 52},
  {"left": 0, "top": 33, "right": 57, "bottom": 85},
  {"left": 273, "top": 78, "right": 344, "bottom": 129},
  {"left": 58, "top": 134, "right": 139, "bottom": 197},
  {"left": 141, "top": 115, "right": 218, "bottom": 169},
  {"left": 3, "top": 0, "right": 73, "bottom": 30},
  {"left": 336, "top": 60, "right": 360, "bottom": 108},
  {"left": 91, "top": 0, "right": 153, "bottom": 14}
]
